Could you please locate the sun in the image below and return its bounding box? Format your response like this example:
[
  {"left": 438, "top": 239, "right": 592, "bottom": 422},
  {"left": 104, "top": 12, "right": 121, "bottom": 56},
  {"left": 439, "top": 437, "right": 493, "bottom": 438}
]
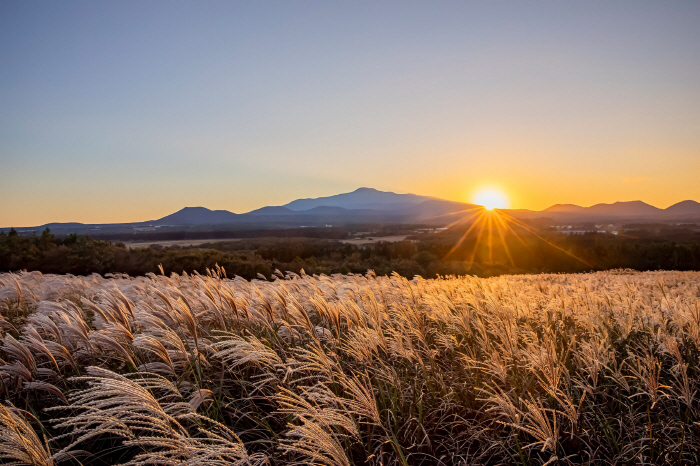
[{"left": 471, "top": 188, "right": 510, "bottom": 210}]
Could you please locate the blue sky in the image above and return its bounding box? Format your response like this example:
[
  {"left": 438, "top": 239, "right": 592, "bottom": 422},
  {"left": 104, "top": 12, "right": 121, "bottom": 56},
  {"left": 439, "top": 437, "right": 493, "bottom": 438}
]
[{"left": 1, "top": 1, "right": 699, "bottom": 226}]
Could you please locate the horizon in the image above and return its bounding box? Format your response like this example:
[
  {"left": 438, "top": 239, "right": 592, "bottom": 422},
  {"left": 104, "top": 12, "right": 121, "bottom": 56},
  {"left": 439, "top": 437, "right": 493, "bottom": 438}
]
[
  {"left": 2, "top": 2, "right": 699, "bottom": 226},
  {"left": 3, "top": 185, "right": 699, "bottom": 228}
]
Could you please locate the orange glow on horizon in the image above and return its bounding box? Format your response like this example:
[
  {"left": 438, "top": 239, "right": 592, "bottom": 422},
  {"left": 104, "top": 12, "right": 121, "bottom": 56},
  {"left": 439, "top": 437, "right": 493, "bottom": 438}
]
[{"left": 471, "top": 188, "right": 510, "bottom": 210}]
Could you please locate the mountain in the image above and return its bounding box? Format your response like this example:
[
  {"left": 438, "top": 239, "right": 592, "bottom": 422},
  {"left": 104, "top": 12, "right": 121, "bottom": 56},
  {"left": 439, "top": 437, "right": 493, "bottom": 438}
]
[
  {"left": 6, "top": 188, "right": 699, "bottom": 233},
  {"left": 664, "top": 200, "right": 700, "bottom": 217},
  {"left": 246, "top": 206, "right": 296, "bottom": 216},
  {"left": 543, "top": 201, "right": 661, "bottom": 217},
  {"left": 543, "top": 204, "right": 588, "bottom": 213},
  {"left": 586, "top": 201, "right": 661, "bottom": 216},
  {"left": 303, "top": 206, "right": 361, "bottom": 215},
  {"left": 40, "top": 222, "right": 89, "bottom": 229},
  {"left": 156, "top": 207, "right": 239, "bottom": 225},
  {"left": 399, "top": 199, "right": 480, "bottom": 220},
  {"left": 284, "top": 187, "right": 434, "bottom": 211},
  {"left": 147, "top": 190, "right": 472, "bottom": 227},
  {"left": 536, "top": 200, "right": 700, "bottom": 221}
]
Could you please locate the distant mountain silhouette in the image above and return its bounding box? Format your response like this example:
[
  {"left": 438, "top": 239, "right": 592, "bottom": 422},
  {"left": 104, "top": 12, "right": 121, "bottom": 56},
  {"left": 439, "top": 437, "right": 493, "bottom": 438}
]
[
  {"left": 5, "top": 187, "right": 699, "bottom": 232},
  {"left": 39, "top": 222, "right": 89, "bottom": 228},
  {"left": 303, "top": 206, "right": 361, "bottom": 214},
  {"left": 246, "top": 206, "right": 296, "bottom": 216},
  {"left": 538, "top": 200, "right": 700, "bottom": 221},
  {"left": 398, "top": 199, "right": 480, "bottom": 220},
  {"left": 156, "top": 207, "right": 239, "bottom": 225},
  {"left": 543, "top": 204, "right": 588, "bottom": 213},
  {"left": 544, "top": 201, "right": 660, "bottom": 216},
  {"left": 586, "top": 201, "right": 661, "bottom": 216},
  {"left": 245, "top": 204, "right": 388, "bottom": 218},
  {"left": 146, "top": 190, "right": 474, "bottom": 227},
  {"left": 284, "top": 187, "right": 434, "bottom": 211},
  {"left": 664, "top": 200, "right": 700, "bottom": 217}
]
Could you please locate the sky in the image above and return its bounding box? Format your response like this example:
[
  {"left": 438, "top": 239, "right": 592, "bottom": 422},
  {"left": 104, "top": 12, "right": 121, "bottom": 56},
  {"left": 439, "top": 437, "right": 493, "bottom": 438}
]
[{"left": 1, "top": 1, "right": 699, "bottom": 226}]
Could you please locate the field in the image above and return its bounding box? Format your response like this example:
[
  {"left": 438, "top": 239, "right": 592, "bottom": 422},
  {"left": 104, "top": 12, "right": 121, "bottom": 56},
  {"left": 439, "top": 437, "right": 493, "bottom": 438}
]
[
  {"left": 339, "top": 235, "right": 409, "bottom": 245},
  {"left": 1, "top": 269, "right": 699, "bottom": 465},
  {"left": 122, "top": 235, "right": 409, "bottom": 249},
  {"left": 124, "top": 239, "right": 244, "bottom": 249}
]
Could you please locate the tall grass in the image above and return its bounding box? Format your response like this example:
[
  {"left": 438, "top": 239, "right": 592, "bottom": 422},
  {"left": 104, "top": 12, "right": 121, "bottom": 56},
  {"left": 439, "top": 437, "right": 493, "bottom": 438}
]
[{"left": 1, "top": 268, "right": 698, "bottom": 465}]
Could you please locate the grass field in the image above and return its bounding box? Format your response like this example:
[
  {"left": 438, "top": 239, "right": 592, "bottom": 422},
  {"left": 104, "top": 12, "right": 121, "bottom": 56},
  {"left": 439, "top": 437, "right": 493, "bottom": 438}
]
[{"left": 1, "top": 269, "right": 699, "bottom": 465}]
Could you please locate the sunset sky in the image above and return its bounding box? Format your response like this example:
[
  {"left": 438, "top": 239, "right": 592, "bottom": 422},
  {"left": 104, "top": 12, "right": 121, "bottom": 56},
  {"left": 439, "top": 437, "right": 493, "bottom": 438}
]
[{"left": 1, "top": 1, "right": 699, "bottom": 227}]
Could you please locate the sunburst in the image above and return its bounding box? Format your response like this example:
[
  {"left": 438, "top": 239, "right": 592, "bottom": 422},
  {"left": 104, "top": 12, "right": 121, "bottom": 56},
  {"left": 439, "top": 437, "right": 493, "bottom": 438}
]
[
  {"left": 439, "top": 205, "right": 591, "bottom": 269},
  {"left": 472, "top": 188, "right": 510, "bottom": 210}
]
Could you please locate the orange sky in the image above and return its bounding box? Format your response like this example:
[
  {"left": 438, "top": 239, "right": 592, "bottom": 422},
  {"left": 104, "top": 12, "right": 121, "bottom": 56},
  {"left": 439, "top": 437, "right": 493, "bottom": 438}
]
[{"left": 1, "top": 2, "right": 699, "bottom": 227}]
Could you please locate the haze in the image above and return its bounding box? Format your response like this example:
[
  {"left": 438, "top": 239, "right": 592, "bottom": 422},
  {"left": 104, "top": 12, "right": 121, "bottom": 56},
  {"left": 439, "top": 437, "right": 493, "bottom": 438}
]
[{"left": 1, "top": 1, "right": 699, "bottom": 227}]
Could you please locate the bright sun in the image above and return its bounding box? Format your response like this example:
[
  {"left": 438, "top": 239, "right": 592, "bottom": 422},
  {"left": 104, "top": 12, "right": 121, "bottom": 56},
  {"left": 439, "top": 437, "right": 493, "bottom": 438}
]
[{"left": 472, "top": 188, "right": 509, "bottom": 210}]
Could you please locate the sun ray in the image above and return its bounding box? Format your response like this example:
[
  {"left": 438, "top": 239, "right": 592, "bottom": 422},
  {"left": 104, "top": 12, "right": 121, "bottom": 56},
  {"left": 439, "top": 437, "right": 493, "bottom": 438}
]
[
  {"left": 444, "top": 209, "right": 487, "bottom": 258},
  {"left": 421, "top": 206, "right": 484, "bottom": 227},
  {"left": 493, "top": 211, "right": 528, "bottom": 248},
  {"left": 498, "top": 211, "right": 593, "bottom": 267},
  {"left": 487, "top": 213, "right": 494, "bottom": 264},
  {"left": 468, "top": 213, "right": 489, "bottom": 264},
  {"left": 440, "top": 202, "right": 594, "bottom": 270},
  {"left": 491, "top": 212, "right": 515, "bottom": 267}
]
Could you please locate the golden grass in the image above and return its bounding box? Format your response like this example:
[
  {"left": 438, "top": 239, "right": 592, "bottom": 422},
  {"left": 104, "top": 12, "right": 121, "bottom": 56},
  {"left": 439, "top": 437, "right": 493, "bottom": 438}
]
[{"left": 1, "top": 268, "right": 699, "bottom": 465}]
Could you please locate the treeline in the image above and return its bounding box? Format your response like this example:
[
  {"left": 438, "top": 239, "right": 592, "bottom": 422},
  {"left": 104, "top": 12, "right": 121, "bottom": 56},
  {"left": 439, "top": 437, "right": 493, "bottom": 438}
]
[
  {"left": 91, "top": 226, "right": 352, "bottom": 242},
  {"left": 1, "top": 227, "right": 699, "bottom": 279}
]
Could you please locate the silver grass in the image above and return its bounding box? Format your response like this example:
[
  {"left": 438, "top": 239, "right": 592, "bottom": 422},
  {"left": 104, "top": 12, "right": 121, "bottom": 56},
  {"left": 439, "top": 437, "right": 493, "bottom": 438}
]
[
  {"left": 211, "top": 333, "right": 282, "bottom": 371},
  {"left": 0, "top": 402, "right": 53, "bottom": 466},
  {"left": 48, "top": 367, "right": 190, "bottom": 454},
  {"left": 2, "top": 270, "right": 700, "bottom": 465}
]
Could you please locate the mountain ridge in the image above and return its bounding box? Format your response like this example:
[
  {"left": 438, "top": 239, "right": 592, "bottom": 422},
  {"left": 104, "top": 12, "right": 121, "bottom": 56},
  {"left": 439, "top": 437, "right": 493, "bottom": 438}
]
[
  {"left": 283, "top": 187, "right": 435, "bottom": 211},
  {"left": 156, "top": 207, "right": 239, "bottom": 225},
  {"left": 5, "top": 188, "right": 700, "bottom": 230},
  {"left": 147, "top": 194, "right": 700, "bottom": 226},
  {"left": 540, "top": 200, "right": 698, "bottom": 220}
]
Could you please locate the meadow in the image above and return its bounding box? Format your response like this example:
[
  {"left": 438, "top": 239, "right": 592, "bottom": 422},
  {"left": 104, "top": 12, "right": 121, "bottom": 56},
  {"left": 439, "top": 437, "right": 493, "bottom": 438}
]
[{"left": 1, "top": 268, "right": 699, "bottom": 465}]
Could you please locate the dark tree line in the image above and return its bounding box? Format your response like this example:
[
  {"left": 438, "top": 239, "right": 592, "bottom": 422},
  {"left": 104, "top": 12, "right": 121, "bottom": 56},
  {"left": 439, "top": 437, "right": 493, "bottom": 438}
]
[{"left": 1, "top": 227, "right": 699, "bottom": 279}]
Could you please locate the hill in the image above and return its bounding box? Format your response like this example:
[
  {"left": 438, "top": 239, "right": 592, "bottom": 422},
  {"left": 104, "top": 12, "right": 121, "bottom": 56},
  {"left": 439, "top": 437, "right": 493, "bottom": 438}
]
[
  {"left": 664, "top": 200, "right": 700, "bottom": 217},
  {"left": 586, "top": 201, "right": 662, "bottom": 216},
  {"left": 156, "top": 207, "right": 239, "bottom": 225},
  {"left": 283, "top": 187, "right": 434, "bottom": 211},
  {"left": 538, "top": 200, "right": 700, "bottom": 221},
  {"left": 543, "top": 204, "right": 588, "bottom": 213}
]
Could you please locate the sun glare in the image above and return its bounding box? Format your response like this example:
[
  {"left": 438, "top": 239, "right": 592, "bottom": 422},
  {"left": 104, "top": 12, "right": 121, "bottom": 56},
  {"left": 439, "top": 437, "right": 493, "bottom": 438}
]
[{"left": 472, "top": 188, "right": 509, "bottom": 210}]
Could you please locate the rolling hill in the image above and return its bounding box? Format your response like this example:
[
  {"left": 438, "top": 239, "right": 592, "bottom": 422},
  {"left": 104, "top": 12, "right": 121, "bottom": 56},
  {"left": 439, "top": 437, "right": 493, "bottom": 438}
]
[
  {"left": 155, "top": 207, "right": 239, "bottom": 225},
  {"left": 538, "top": 200, "right": 700, "bottom": 221}
]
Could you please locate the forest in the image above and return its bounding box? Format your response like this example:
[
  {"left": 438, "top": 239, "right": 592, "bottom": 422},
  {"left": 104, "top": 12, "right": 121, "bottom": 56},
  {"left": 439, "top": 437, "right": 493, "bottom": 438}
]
[{"left": 1, "top": 225, "right": 699, "bottom": 279}]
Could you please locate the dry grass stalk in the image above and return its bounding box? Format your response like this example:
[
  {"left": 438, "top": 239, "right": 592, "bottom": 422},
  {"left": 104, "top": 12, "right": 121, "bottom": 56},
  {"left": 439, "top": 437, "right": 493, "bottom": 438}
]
[{"left": 1, "top": 269, "right": 699, "bottom": 465}]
